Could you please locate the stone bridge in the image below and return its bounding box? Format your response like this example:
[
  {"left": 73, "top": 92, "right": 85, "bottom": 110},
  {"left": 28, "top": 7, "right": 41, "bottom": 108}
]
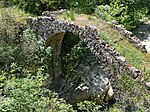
[{"left": 27, "top": 14, "right": 140, "bottom": 107}]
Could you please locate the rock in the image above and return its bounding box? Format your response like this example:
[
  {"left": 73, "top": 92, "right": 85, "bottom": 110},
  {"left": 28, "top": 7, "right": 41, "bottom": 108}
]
[
  {"left": 70, "top": 76, "right": 114, "bottom": 104},
  {"left": 60, "top": 52, "right": 114, "bottom": 105},
  {"left": 116, "top": 56, "right": 126, "bottom": 64},
  {"left": 112, "top": 20, "right": 118, "bottom": 25},
  {"left": 107, "top": 83, "right": 114, "bottom": 99},
  {"left": 145, "top": 82, "right": 150, "bottom": 88}
]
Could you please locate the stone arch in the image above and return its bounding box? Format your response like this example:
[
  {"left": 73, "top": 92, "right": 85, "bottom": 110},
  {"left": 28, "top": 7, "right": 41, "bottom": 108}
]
[
  {"left": 45, "top": 31, "right": 81, "bottom": 82},
  {"left": 27, "top": 15, "right": 141, "bottom": 106},
  {"left": 45, "top": 31, "right": 113, "bottom": 105},
  {"left": 45, "top": 32, "right": 65, "bottom": 80},
  {"left": 27, "top": 16, "right": 140, "bottom": 79}
]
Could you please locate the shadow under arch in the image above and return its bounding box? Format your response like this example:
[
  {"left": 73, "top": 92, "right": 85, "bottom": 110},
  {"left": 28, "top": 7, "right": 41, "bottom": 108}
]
[
  {"left": 61, "top": 32, "right": 81, "bottom": 75},
  {"left": 45, "top": 31, "right": 82, "bottom": 91}
]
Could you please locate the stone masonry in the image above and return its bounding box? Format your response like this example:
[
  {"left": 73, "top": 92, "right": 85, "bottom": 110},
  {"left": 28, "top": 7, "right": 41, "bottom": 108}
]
[
  {"left": 111, "top": 20, "right": 147, "bottom": 52},
  {"left": 27, "top": 14, "right": 140, "bottom": 107}
]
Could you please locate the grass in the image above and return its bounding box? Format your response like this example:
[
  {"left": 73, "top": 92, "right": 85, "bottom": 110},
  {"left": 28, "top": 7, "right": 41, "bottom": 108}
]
[
  {"left": 62, "top": 10, "right": 75, "bottom": 21},
  {"left": 98, "top": 31, "right": 109, "bottom": 42}
]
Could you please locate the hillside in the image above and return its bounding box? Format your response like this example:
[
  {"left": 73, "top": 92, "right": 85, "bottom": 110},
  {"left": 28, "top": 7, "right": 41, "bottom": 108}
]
[{"left": 0, "top": 1, "right": 150, "bottom": 112}]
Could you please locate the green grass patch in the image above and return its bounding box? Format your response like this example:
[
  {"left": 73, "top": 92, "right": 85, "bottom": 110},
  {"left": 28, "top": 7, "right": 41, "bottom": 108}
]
[
  {"left": 98, "top": 31, "right": 109, "bottom": 42},
  {"left": 62, "top": 10, "right": 75, "bottom": 21}
]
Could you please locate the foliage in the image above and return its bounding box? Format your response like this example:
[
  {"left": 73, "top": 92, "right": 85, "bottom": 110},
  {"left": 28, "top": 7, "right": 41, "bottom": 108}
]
[
  {"left": 121, "top": 0, "right": 150, "bottom": 15},
  {"left": 12, "top": 0, "right": 61, "bottom": 15},
  {"left": 0, "top": 6, "right": 76, "bottom": 111},
  {"left": 99, "top": 31, "right": 109, "bottom": 42},
  {"left": 62, "top": 40, "right": 87, "bottom": 77},
  {"left": 0, "top": 64, "right": 75, "bottom": 112},
  {"left": 63, "top": 41, "right": 87, "bottom": 63},
  {"left": 95, "top": 0, "right": 149, "bottom": 30},
  {"left": 63, "top": 9, "right": 75, "bottom": 21},
  {"left": 95, "top": 3, "right": 134, "bottom": 30},
  {"left": 0, "top": 5, "right": 52, "bottom": 69},
  {"left": 0, "top": 1, "right": 150, "bottom": 112},
  {"left": 59, "top": 12, "right": 150, "bottom": 111},
  {"left": 11, "top": 0, "right": 100, "bottom": 14},
  {"left": 0, "top": 6, "right": 26, "bottom": 69},
  {"left": 117, "top": 72, "right": 150, "bottom": 112},
  {"left": 66, "top": 0, "right": 99, "bottom": 14},
  {"left": 77, "top": 101, "right": 103, "bottom": 112}
]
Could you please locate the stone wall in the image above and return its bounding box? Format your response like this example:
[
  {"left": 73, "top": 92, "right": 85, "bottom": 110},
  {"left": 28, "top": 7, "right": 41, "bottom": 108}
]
[
  {"left": 27, "top": 14, "right": 140, "bottom": 107},
  {"left": 111, "top": 20, "right": 147, "bottom": 52}
]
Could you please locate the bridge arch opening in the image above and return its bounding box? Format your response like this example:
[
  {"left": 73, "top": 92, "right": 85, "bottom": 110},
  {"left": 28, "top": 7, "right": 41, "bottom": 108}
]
[
  {"left": 61, "top": 32, "right": 82, "bottom": 74},
  {"left": 45, "top": 31, "right": 87, "bottom": 89}
]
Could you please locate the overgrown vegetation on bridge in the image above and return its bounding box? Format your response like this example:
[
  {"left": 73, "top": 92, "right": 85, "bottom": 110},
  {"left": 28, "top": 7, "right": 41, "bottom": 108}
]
[{"left": 0, "top": 0, "right": 150, "bottom": 112}]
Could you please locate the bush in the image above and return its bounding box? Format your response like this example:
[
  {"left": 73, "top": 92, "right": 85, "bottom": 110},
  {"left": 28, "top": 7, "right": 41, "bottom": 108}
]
[
  {"left": 12, "top": 0, "right": 100, "bottom": 15},
  {"left": 0, "top": 5, "right": 53, "bottom": 70},
  {"left": 0, "top": 6, "right": 76, "bottom": 111},
  {"left": 95, "top": 0, "right": 149, "bottom": 30},
  {"left": 0, "top": 6, "right": 25, "bottom": 69},
  {"left": 67, "top": 0, "right": 99, "bottom": 14},
  {"left": 0, "top": 65, "right": 75, "bottom": 112},
  {"left": 63, "top": 9, "right": 75, "bottom": 20},
  {"left": 12, "top": 0, "right": 61, "bottom": 15},
  {"left": 77, "top": 101, "right": 103, "bottom": 112}
]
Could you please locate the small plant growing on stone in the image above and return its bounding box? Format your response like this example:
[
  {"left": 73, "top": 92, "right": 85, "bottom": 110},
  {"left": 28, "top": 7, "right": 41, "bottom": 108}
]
[
  {"left": 88, "top": 15, "right": 93, "bottom": 20},
  {"left": 63, "top": 9, "right": 75, "bottom": 21},
  {"left": 99, "top": 31, "right": 109, "bottom": 42}
]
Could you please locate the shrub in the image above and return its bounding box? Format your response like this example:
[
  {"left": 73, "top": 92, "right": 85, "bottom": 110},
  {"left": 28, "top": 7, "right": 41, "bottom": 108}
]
[
  {"left": 62, "top": 41, "right": 87, "bottom": 63},
  {"left": 0, "top": 6, "right": 24, "bottom": 69},
  {"left": 0, "top": 6, "right": 75, "bottom": 110},
  {"left": 0, "top": 65, "right": 75, "bottom": 112},
  {"left": 12, "top": 0, "right": 61, "bottom": 15},
  {"left": 12, "top": 0, "right": 100, "bottom": 15},
  {"left": 77, "top": 101, "right": 103, "bottom": 112},
  {"left": 95, "top": 0, "right": 149, "bottom": 30},
  {"left": 63, "top": 9, "right": 75, "bottom": 21},
  {"left": 67, "top": 0, "right": 99, "bottom": 14}
]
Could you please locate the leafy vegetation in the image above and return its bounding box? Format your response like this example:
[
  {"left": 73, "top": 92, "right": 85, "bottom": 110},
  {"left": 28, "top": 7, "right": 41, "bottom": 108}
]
[
  {"left": 0, "top": 0, "right": 150, "bottom": 112},
  {"left": 12, "top": 0, "right": 61, "bottom": 15},
  {"left": 0, "top": 6, "right": 76, "bottom": 112},
  {"left": 8, "top": 0, "right": 150, "bottom": 29},
  {"left": 77, "top": 101, "right": 103, "bottom": 112},
  {"left": 95, "top": 0, "right": 149, "bottom": 30},
  {"left": 63, "top": 9, "right": 76, "bottom": 21},
  {"left": 0, "top": 64, "right": 75, "bottom": 112}
]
